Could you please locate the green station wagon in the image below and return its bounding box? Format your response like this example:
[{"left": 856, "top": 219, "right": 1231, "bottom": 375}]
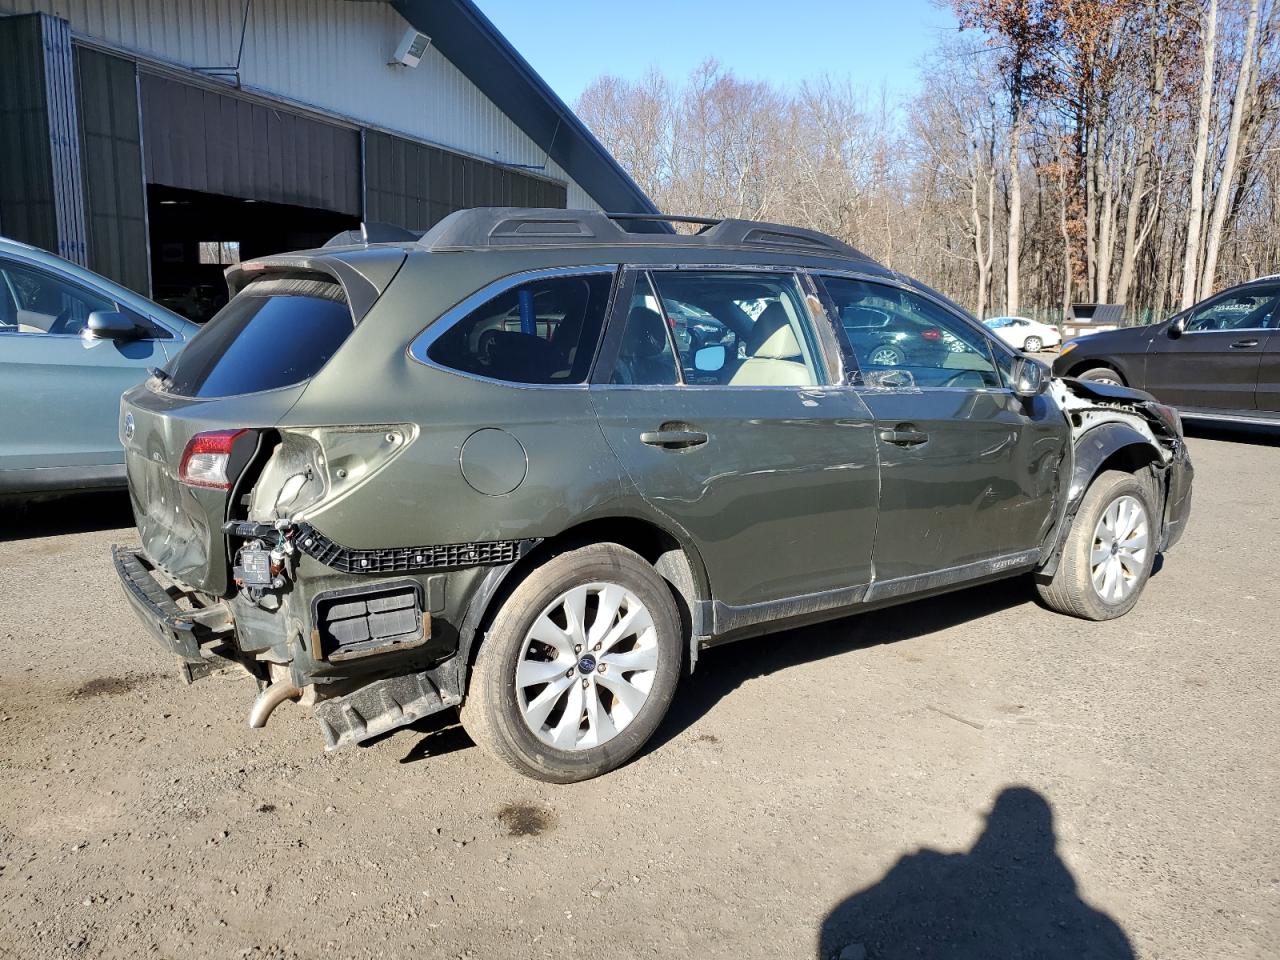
[{"left": 114, "top": 209, "right": 1193, "bottom": 781}]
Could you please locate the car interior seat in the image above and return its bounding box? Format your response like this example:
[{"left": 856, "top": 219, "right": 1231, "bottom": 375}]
[{"left": 728, "top": 302, "right": 812, "bottom": 386}]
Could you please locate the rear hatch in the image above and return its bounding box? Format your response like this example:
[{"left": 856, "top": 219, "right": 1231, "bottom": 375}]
[{"left": 121, "top": 248, "right": 405, "bottom": 596}]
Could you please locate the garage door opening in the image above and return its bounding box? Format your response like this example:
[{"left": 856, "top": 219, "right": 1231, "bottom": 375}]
[{"left": 147, "top": 184, "right": 359, "bottom": 323}]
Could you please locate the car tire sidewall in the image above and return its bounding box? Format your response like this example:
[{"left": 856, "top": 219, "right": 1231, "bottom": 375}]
[
  {"left": 1067, "top": 472, "right": 1157, "bottom": 620},
  {"left": 1078, "top": 366, "right": 1124, "bottom": 386},
  {"left": 1024, "top": 336, "right": 1042, "bottom": 352},
  {"left": 469, "top": 545, "right": 682, "bottom": 782}
]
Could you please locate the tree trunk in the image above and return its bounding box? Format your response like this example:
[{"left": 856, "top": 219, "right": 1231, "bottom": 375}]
[
  {"left": 1180, "top": 0, "right": 1218, "bottom": 309},
  {"left": 1116, "top": 25, "right": 1167, "bottom": 307},
  {"left": 1007, "top": 96, "right": 1022, "bottom": 314},
  {"left": 1199, "top": 0, "right": 1261, "bottom": 298}
]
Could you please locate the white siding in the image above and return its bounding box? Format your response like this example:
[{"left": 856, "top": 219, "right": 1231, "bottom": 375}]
[{"left": 0, "top": 0, "right": 599, "bottom": 208}]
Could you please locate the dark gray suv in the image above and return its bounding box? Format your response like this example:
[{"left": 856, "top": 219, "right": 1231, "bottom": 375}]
[{"left": 113, "top": 209, "right": 1193, "bottom": 781}]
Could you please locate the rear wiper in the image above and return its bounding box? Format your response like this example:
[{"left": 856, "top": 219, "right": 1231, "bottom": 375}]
[{"left": 148, "top": 366, "right": 173, "bottom": 386}]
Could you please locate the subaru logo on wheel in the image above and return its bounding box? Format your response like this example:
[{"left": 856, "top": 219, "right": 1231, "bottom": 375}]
[
  {"left": 123, "top": 412, "right": 135, "bottom": 442},
  {"left": 577, "top": 654, "right": 597, "bottom": 674}
]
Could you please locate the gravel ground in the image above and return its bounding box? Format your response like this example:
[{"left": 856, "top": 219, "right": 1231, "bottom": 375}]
[{"left": 1, "top": 428, "right": 1276, "bottom": 960}]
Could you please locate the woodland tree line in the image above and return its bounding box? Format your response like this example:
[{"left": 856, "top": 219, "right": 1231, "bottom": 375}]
[{"left": 576, "top": 0, "right": 1279, "bottom": 325}]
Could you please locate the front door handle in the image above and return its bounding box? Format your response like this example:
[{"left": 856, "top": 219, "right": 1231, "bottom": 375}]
[
  {"left": 878, "top": 426, "right": 929, "bottom": 447},
  {"left": 640, "top": 429, "right": 709, "bottom": 449},
  {"left": 1230, "top": 338, "right": 1260, "bottom": 349}
]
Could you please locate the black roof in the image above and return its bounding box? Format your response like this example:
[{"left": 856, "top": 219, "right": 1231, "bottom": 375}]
[
  {"left": 414, "top": 208, "right": 873, "bottom": 261},
  {"left": 390, "top": 0, "right": 657, "bottom": 215}
]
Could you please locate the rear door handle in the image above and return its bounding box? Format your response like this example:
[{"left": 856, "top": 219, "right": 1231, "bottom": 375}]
[
  {"left": 878, "top": 427, "right": 929, "bottom": 447},
  {"left": 1230, "top": 339, "right": 1260, "bottom": 349},
  {"left": 640, "top": 429, "right": 709, "bottom": 449}
]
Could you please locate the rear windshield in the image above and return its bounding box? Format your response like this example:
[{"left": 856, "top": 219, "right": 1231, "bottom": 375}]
[{"left": 161, "top": 277, "right": 353, "bottom": 398}]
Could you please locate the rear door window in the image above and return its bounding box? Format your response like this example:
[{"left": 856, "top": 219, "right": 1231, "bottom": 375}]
[
  {"left": 161, "top": 277, "right": 353, "bottom": 398},
  {"left": 627, "top": 270, "right": 822, "bottom": 387},
  {"left": 426, "top": 272, "right": 613, "bottom": 384}
]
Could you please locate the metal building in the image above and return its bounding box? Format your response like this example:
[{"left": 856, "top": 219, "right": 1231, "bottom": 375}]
[{"left": 0, "top": 0, "right": 654, "bottom": 320}]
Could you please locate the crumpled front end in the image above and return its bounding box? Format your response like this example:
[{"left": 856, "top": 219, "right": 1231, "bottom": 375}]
[{"left": 1039, "top": 377, "right": 1193, "bottom": 574}]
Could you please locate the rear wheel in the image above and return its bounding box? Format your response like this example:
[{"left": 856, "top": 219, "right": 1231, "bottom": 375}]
[
  {"left": 1023, "top": 336, "right": 1043, "bottom": 352},
  {"left": 461, "top": 543, "right": 682, "bottom": 782},
  {"left": 1077, "top": 366, "right": 1125, "bottom": 386},
  {"left": 1036, "top": 470, "right": 1156, "bottom": 621}
]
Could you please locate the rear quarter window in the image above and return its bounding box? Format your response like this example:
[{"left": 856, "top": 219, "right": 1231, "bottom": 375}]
[
  {"left": 426, "top": 272, "right": 613, "bottom": 384},
  {"left": 161, "top": 277, "right": 353, "bottom": 398}
]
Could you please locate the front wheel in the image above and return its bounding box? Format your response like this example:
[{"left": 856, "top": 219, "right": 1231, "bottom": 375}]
[
  {"left": 460, "top": 543, "right": 682, "bottom": 782},
  {"left": 1023, "top": 336, "right": 1043, "bottom": 352},
  {"left": 1077, "top": 366, "right": 1125, "bottom": 386},
  {"left": 1036, "top": 470, "right": 1156, "bottom": 621}
]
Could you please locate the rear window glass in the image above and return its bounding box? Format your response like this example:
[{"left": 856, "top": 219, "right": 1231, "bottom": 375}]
[
  {"left": 426, "top": 272, "right": 613, "bottom": 384},
  {"left": 162, "top": 277, "right": 353, "bottom": 398}
]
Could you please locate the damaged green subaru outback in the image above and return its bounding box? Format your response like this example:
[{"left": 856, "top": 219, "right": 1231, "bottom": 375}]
[{"left": 114, "top": 209, "right": 1193, "bottom": 782}]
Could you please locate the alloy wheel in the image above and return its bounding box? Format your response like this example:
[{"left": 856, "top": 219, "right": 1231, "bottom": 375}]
[
  {"left": 515, "top": 582, "right": 658, "bottom": 750},
  {"left": 1090, "top": 495, "right": 1150, "bottom": 603},
  {"left": 868, "top": 345, "right": 904, "bottom": 366}
]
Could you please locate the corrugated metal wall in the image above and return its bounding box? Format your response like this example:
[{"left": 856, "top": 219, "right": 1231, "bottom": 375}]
[
  {"left": 140, "top": 72, "right": 361, "bottom": 215},
  {"left": 0, "top": 0, "right": 596, "bottom": 208},
  {"left": 0, "top": 13, "right": 87, "bottom": 261},
  {"left": 0, "top": 14, "right": 54, "bottom": 249},
  {"left": 76, "top": 47, "right": 149, "bottom": 292},
  {"left": 365, "top": 130, "right": 566, "bottom": 232}
]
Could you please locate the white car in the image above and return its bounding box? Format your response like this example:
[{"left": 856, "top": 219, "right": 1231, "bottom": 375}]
[{"left": 983, "top": 316, "right": 1062, "bottom": 352}]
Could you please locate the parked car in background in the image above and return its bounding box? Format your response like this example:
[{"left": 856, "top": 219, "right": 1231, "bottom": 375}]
[
  {"left": 0, "top": 237, "right": 198, "bottom": 495},
  {"left": 984, "top": 315, "right": 1062, "bottom": 352},
  {"left": 114, "top": 209, "right": 1192, "bottom": 784},
  {"left": 1054, "top": 276, "right": 1279, "bottom": 425}
]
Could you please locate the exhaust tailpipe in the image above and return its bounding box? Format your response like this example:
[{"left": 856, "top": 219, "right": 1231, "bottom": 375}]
[{"left": 248, "top": 679, "right": 302, "bottom": 729}]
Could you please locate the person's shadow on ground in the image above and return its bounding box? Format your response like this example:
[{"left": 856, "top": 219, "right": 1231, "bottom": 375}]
[{"left": 817, "top": 787, "right": 1135, "bottom": 960}]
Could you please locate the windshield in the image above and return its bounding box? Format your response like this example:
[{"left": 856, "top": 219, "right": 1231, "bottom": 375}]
[{"left": 161, "top": 277, "right": 353, "bottom": 398}]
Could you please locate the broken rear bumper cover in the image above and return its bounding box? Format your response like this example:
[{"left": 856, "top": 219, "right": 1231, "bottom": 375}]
[
  {"left": 111, "top": 535, "right": 502, "bottom": 750},
  {"left": 111, "top": 545, "right": 239, "bottom": 682}
]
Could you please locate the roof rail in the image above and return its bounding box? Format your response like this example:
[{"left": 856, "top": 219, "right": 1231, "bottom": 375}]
[
  {"left": 323, "top": 222, "right": 423, "bottom": 248},
  {"left": 416, "top": 207, "right": 871, "bottom": 261}
]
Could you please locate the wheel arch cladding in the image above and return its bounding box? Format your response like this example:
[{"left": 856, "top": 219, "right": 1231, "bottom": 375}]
[
  {"left": 1039, "top": 422, "right": 1165, "bottom": 578},
  {"left": 453, "top": 515, "right": 712, "bottom": 694}
]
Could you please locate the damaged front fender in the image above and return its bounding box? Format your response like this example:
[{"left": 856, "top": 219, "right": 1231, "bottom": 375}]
[{"left": 1038, "top": 378, "right": 1193, "bottom": 578}]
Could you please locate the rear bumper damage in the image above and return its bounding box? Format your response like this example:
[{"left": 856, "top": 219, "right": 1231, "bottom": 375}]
[{"left": 111, "top": 526, "right": 521, "bottom": 749}]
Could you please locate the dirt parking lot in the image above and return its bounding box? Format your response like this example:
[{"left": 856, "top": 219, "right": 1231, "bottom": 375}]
[{"left": 1, "top": 428, "right": 1276, "bottom": 960}]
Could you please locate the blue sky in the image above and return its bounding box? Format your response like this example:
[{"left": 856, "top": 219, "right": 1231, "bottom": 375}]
[{"left": 474, "top": 0, "right": 962, "bottom": 108}]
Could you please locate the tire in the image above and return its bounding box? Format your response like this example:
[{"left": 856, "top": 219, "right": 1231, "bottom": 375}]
[
  {"left": 1023, "top": 336, "right": 1043, "bottom": 352},
  {"left": 460, "top": 543, "right": 682, "bottom": 783},
  {"left": 1076, "top": 366, "right": 1125, "bottom": 386},
  {"left": 1036, "top": 470, "right": 1157, "bottom": 621},
  {"left": 868, "top": 343, "right": 905, "bottom": 366}
]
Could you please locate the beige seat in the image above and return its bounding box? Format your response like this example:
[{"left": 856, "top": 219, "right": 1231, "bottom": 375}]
[{"left": 728, "top": 302, "right": 813, "bottom": 386}]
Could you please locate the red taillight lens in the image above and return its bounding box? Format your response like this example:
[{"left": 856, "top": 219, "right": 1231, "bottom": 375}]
[
  {"left": 921, "top": 328, "right": 942, "bottom": 341},
  {"left": 179, "top": 429, "right": 247, "bottom": 489}
]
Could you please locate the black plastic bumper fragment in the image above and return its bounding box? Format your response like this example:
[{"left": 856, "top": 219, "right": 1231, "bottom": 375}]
[
  {"left": 112, "top": 545, "right": 236, "bottom": 675},
  {"left": 224, "top": 520, "right": 539, "bottom": 575},
  {"left": 314, "top": 670, "right": 458, "bottom": 750}
]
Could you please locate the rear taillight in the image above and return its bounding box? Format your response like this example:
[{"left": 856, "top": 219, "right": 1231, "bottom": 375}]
[
  {"left": 921, "top": 328, "right": 942, "bottom": 341},
  {"left": 179, "top": 429, "right": 248, "bottom": 489}
]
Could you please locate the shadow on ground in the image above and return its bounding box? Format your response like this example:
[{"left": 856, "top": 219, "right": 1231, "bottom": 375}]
[
  {"left": 817, "top": 786, "right": 1135, "bottom": 960},
  {"left": 646, "top": 577, "right": 1033, "bottom": 755},
  {"left": 0, "top": 491, "right": 134, "bottom": 541},
  {"left": 1183, "top": 421, "right": 1280, "bottom": 446}
]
